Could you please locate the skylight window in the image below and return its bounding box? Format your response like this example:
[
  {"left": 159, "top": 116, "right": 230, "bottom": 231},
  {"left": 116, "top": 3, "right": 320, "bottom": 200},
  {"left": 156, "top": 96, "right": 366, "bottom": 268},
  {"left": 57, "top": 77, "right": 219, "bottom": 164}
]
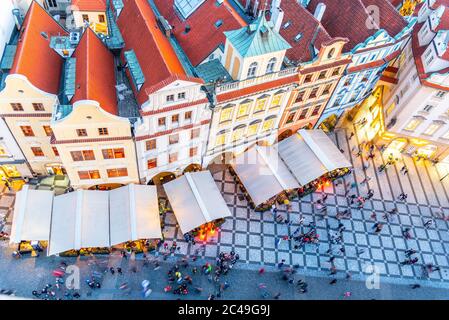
[
  {"left": 283, "top": 20, "right": 291, "bottom": 29},
  {"left": 215, "top": 20, "right": 223, "bottom": 28},
  {"left": 294, "top": 33, "right": 303, "bottom": 42},
  {"left": 175, "top": 0, "right": 206, "bottom": 19}
]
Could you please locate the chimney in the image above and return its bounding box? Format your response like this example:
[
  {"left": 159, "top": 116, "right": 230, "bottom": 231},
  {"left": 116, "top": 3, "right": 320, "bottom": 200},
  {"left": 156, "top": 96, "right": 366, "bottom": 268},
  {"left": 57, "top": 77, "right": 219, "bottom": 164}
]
[
  {"left": 314, "top": 3, "right": 326, "bottom": 22},
  {"left": 271, "top": 0, "right": 284, "bottom": 32}
]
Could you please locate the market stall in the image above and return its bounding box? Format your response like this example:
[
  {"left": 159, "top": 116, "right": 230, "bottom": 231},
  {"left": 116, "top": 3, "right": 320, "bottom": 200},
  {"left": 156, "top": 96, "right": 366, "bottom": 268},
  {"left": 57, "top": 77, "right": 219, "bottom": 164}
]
[
  {"left": 230, "top": 145, "right": 300, "bottom": 211},
  {"left": 9, "top": 185, "right": 53, "bottom": 255},
  {"left": 276, "top": 129, "right": 352, "bottom": 195},
  {"left": 109, "top": 184, "right": 162, "bottom": 252},
  {"left": 163, "top": 171, "right": 232, "bottom": 238},
  {"left": 48, "top": 190, "right": 110, "bottom": 256}
]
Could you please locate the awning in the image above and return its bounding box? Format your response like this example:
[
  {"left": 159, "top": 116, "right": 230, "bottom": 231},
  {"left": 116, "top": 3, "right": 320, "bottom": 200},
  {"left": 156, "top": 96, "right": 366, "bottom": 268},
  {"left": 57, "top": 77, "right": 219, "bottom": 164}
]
[
  {"left": 109, "top": 184, "right": 161, "bottom": 246},
  {"left": 48, "top": 190, "right": 110, "bottom": 256},
  {"left": 9, "top": 185, "right": 53, "bottom": 244},
  {"left": 276, "top": 129, "right": 352, "bottom": 185},
  {"left": 163, "top": 171, "right": 232, "bottom": 234},
  {"left": 231, "top": 145, "right": 300, "bottom": 207}
]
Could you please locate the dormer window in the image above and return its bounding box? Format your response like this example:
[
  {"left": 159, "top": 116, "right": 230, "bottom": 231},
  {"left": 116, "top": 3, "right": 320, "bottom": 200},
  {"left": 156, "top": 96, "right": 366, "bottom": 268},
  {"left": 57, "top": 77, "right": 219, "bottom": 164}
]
[
  {"left": 247, "top": 62, "right": 258, "bottom": 78},
  {"left": 266, "top": 58, "right": 277, "bottom": 74}
]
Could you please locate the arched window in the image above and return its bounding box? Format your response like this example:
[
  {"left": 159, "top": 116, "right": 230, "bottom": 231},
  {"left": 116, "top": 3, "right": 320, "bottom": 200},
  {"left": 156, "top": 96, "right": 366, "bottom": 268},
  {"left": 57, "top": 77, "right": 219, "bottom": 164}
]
[
  {"left": 247, "top": 62, "right": 258, "bottom": 78},
  {"left": 266, "top": 58, "right": 277, "bottom": 74}
]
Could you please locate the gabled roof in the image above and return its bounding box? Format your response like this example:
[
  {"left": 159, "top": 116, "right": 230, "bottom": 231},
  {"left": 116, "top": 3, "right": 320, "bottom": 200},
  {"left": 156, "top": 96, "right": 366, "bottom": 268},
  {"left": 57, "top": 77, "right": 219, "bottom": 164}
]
[
  {"left": 72, "top": 28, "right": 118, "bottom": 115},
  {"left": 71, "top": 0, "right": 107, "bottom": 12},
  {"left": 117, "top": 0, "right": 192, "bottom": 105},
  {"left": 224, "top": 13, "right": 291, "bottom": 57},
  {"left": 10, "top": 1, "right": 68, "bottom": 94},
  {"left": 153, "top": 0, "right": 247, "bottom": 66},
  {"left": 307, "top": 0, "right": 408, "bottom": 51}
]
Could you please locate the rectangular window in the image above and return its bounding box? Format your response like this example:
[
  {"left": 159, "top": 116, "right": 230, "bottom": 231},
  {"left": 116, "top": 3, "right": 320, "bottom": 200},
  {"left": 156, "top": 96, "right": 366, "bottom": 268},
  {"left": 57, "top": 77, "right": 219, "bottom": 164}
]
[
  {"left": 298, "top": 108, "right": 309, "bottom": 120},
  {"left": 146, "top": 139, "right": 156, "bottom": 151},
  {"left": 82, "top": 14, "right": 89, "bottom": 22},
  {"left": 78, "top": 170, "right": 100, "bottom": 180},
  {"left": 254, "top": 99, "right": 267, "bottom": 113},
  {"left": 423, "top": 123, "right": 441, "bottom": 136},
  {"left": 43, "top": 125, "right": 53, "bottom": 136},
  {"left": 98, "top": 15, "right": 105, "bottom": 23},
  {"left": 304, "top": 74, "right": 313, "bottom": 83},
  {"left": 172, "top": 114, "right": 179, "bottom": 124},
  {"left": 215, "top": 134, "right": 226, "bottom": 146},
  {"left": 147, "top": 158, "right": 157, "bottom": 169},
  {"left": 52, "top": 146, "right": 59, "bottom": 156},
  {"left": 20, "top": 126, "right": 34, "bottom": 137},
  {"left": 220, "top": 107, "right": 233, "bottom": 123},
  {"left": 158, "top": 117, "right": 166, "bottom": 127},
  {"left": 169, "top": 152, "right": 178, "bottom": 163},
  {"left": 311, "top": 105, "right": 322, "bottom": 117},
  {"left": 332, "top": 67, "right": 340, "bottom": 76},
  {"left": 189, "top": 147, "right": 198, "bottom": 157},
  {"left": 169, "top": 133, "right": 179, "bottom": 145},
  {"left": 404, "top": 118, "right": 422, "bottom": 131},
  {"left": 178, "top": 92, "right": 186, "bottom": 100},
  {"left": 70, "top": 150, "right": 95, "bottom": 161},
  {"left": 31, "top": 147, "right": 44, "bottom": 157},
  {"left": 247, "top": 122, "right": 260, "bottom": 136},
  {"left": 262, "top": 118, "right": 275, "bottom": 131},
  {"left": 270, "top": 95, "right": 282, "bottom": 108},
  {"left": 435, "top": 91, "right": 446, "bottom": 98},
  {"left": 423, "top": 105, "right": 434, "bottom": 112},
  {"left": 191, "top": 128, "right": 200, "bottom": 139},
  {"left": 98, "top": 128, "right": 109, "bottom": 136},
  {"left": 166, "top": 95, "right": 175, "bottom": 102},
  {"left": 318, "top": 71, "right": 327, "bottom": 80},
  {"left": 10, "top": 103, "right": 23, "bottom": 111},
  {"left": 232, "top": 127, "right": 245, "bottom": 141},
  {"left": 286, "top": 112, "right": 295, "bottom": 124},
  {"left": 102, "top": 148, "right": 125, "bottom": 159},
  {"left": 237, "top": 103, "right": 250, "bottom": 118},
  {"left": 295, "top": 91, "right": 305, "bottom": 103},
  {"left": 107, "top": 168, "right": 128, "bottom": 178},
  {"left": 322, "top": 84, "right": 332, "bottom": 95},
  {"left": 309, "top": 87, "right": 319, "bottom": 99},
  {"left": 32, "top": 103, "right": 45, "bottom": 111},
  {"left": 76, "top": 129, "right": 87, "bottom": 137},
  {"left": 185, "top": 111, "right": 192, "bottom": 122}
]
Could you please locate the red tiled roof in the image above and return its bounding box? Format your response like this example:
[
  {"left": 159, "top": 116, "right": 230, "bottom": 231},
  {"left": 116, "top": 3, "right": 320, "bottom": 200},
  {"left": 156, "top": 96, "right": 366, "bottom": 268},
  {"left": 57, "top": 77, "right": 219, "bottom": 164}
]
[
  {"left": 10, "top": 1, "right": 67, "bottom": 94},
  {"left": 153, "top": 0, "right": 247, "bottom": 66},
  {"left": 216, "top": 74, "right": 298, "bottom": 103},
  {"left": 72, "top": 28, "right": 118, "bottom": 115},
  {"left": 71, "top": 0, "right": 107, "bottom": 11},
  {"left": 117, "top": 0, "right": 189, "bottom": 105},
  {"left": 278, "top": 0, "right": 337, "bottom": 62},
  {"left": 307, "top": 0, "right": 408, "bottom": 51},
  {"left": 411, "top": 4, "right": 449, "bottom": 90}
]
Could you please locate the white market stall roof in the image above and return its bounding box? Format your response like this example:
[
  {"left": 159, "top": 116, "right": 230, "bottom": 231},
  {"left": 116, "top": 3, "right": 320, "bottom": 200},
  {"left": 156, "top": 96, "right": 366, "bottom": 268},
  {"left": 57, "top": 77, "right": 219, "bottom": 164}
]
[
  {"left": 109, "top": 184, "right": 162, "bottom": 246},
  {"left": 231, "top": 145, "right": 300, "bottom": 207},
  {"left": 163, "top": 171, "right": 232, "bottom": 234},
  {"left": 48, "top": 190, "right": 110, "bottom": 256},
  {"left": 47, "top": 184, "right": 162, "bottom": 256},
  {"left": 276, "top": 129, "right": 352, "bottom": 186},
  {"left": 9, "top": 185, "right": 54, "bottom": 244}
]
